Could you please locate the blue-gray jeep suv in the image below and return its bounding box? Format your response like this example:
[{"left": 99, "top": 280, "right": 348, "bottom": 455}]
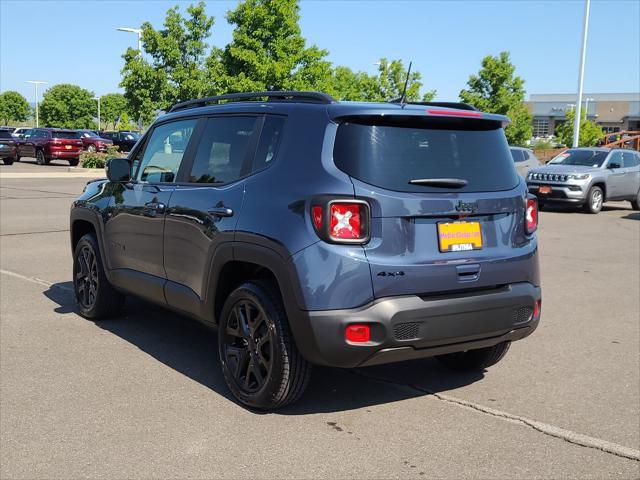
[{"left": 70, "top": 91, "right": 541, "bottom": 409}]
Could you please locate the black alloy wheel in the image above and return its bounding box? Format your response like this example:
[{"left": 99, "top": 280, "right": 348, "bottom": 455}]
[
  {"left": 222, "top": 299, "right": 275, "bottom": 394},
  {"left": 74, "top": 244, "right": 99, "bottom": 310}
]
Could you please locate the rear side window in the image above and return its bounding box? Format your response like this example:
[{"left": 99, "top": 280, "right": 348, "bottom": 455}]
[
  {"left": 334, "top": 118, "right": 518, "bottom": 193},
  {"left": 252, "top": 116, "right": 285, "bottom": 173},
  {"left": 189, "top": 116, "right": 258, "bottom": 184},
  {"left": 52, "top": 131, "right": 79, "bottom": 139}
]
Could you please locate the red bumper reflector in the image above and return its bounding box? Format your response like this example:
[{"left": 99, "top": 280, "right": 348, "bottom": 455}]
[
  {"left": 533, "top": 299, "right": 541, "bottom": 319},
  {"left": 345, "top": 324, "right": 370, "bottom": 343}
]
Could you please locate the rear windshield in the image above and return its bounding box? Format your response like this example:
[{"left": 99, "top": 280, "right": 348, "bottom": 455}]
[
  {"left": 548, "top": 149, "right": 608, "bottom": 167},
  {"left": 52, "top": 131, "right": 80, "bottom": 139},
  {"left": 333, "top": 117, "right": 518, "bottom": 193}
]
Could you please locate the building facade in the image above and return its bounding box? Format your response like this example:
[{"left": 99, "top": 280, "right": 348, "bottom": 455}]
[{"left": 526, "top": 93, "right": 640, "bottom": 138}]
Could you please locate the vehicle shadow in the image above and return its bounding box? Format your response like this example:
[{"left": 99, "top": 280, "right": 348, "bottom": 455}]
[
  {"left": 16, "top": 157, "right": 72, "bottom": 167},
  {"left": 541, "top": 203, "right": 633, "bottom": 214},
  {"left": 43, "top": 283, "right": 485, "bottom": 414},
  {"left": 622, "top": 212, "right": 640, "bottom": 221}
]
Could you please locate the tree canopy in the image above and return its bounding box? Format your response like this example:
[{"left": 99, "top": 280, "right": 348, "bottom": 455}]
[
  {"left": 459, "top": 51, "right": 532, "bottom": 145},
  {"left": 0, "top": 91, "right": 30, "bottom": 125},
  {"left": 39, "top": 84, "right": 95, "bottom": 129},
  {"left": 120, "top": 0, "right": 436, "bottom": 123},
  {"left": 555, "top": 107, "right": 604, "bottom": 147},
  {"left": 100, "top": 93, "right": 130, "bottom": 130}
]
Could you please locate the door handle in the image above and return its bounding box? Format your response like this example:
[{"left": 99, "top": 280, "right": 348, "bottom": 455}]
[
  {"left": 143, "top": 201, "right": 166, "bottom": 217},
  {"left": 208, "top": 206, "right": 234, "bottom": 217}
]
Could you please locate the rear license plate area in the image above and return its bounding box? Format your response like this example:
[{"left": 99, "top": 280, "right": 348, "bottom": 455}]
[{"left": 437, "top": 221, "right": 483, "bottom": 252}]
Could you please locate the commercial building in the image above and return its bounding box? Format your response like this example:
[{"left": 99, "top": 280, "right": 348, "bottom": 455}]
[{"left": 525, "top": 93, "right": 640, "bottom": 138}]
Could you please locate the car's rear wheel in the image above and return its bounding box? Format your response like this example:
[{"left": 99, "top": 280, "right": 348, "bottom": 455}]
[
  {"left": 36, "top": 149, "right": 46, "bottom": 165},
  {"left": 436, "top": 342, "right": 511, "bottom": 372},
  {"left": 73, "top": 233, "right": 124, "bottom": 319},
  {"left": 87, "top": 144, "right": 96, "bottom": 152},
  {"left": 69, "top": 158, "right": 79, "bottom": 167},
  {"left": 218, "top": 280, "right": 311, "bottom": 410},
  {"left": 584, "top": 186, "right": 603, "bottom": 214},
  {"left": 631, "top": 190, "right": 640, "bottom": 211}
]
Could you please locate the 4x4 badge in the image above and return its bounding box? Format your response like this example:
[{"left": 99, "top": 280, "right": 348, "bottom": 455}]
[{"left": 455, "top": 200, "right": 479, "bottom": 213}]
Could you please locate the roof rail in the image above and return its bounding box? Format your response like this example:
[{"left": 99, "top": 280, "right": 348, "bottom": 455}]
[
  {"left": 388, "top": 99, "right": 479, "bottom": 111},
  {"left": 168, "top": 91, "right": 336, "bottom": 113}
]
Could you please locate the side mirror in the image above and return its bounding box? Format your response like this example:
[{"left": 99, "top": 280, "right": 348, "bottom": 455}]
[
  {"left": 607, "top": 162, "right": 621, "bottom": 169},
  {"left": 106, "top": 157, "right": 131, "bottom": 182}
]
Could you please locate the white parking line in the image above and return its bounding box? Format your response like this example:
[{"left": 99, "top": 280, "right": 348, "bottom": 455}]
[{"left": 2, "top": 267, "right": 639, "bottom": 462}]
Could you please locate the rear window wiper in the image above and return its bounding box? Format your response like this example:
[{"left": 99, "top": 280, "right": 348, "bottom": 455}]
[{"left": 408, "top": 178, "right": 468, "bottom": 188}]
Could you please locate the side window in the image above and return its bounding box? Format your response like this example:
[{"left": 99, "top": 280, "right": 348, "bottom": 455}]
[
  {"left": 608, "top": 151, "right": 623, "bottom": 168},
  {"left": 252, "top": 116, "right": 285, "bottom": 173},
  {"left": 189, "top": 116, "right": 258, "bottom": 184},
  {"left": 511, "top": 149, "right": 525, "bottom": 162},
  {"left": 522, "top": 150, "right": 531, "bottom": 160},
  {"left": 630, "top": 153, "right": 640, "bottom": 168},
  {"left": 136, "top": 119, "right": 197, "bottom": 183}
]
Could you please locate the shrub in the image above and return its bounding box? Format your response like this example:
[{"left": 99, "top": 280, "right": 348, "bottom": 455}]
[{"left": 80, "top": 145, "right": 125, "bottom": 169}]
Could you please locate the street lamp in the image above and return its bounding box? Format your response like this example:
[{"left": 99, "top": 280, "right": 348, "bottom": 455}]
[
  {"left": 117, "top": 27, "right": 143, "bottom": 53},
  {"left": 584, "top": 96, "right": 595, "bottom": 118},
  {"left": 26, "top": 80, "right": 48, "bottom": 127},
  {"left": 93, "top": 97, "right": 101, "bottom": 131},
  {"left": 572, "top": 0, "right": 591, "bottom": 147}
]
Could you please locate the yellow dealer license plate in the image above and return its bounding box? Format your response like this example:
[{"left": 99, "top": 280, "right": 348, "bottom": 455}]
[{"left": 437, "top": 221, "right": 483, "bottom": 252}]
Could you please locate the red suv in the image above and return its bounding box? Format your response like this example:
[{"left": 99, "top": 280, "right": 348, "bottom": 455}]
[
  {"left": 17, "top": 128, "right": 83, "bottom": 166},
  {"left": 77, "top": 130, "right": 113, "bottom": 152}
]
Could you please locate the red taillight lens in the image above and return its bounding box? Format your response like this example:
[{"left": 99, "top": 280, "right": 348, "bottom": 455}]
[
  {"left": 311, "top": 205, "right": 323, "bottom": 230},
  {"left": 533, "top": 299, "right": 541, "bottom": 320},
  {"left": 345, "top": 324, "right": 370, "bottom": 343},
  {"left": 329, "top": 203, "right": 363, "bottom": 240},
  {"left": 525, "top": 197, "right": 538, "bottom": 234}
]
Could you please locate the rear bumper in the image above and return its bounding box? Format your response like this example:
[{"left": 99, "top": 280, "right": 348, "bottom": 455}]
[
  {"left": 292, "top": 282, "right": 541, "bottom": 368},
  {"left": 48, "top": 149, "right": 81, "bottom": 159}
]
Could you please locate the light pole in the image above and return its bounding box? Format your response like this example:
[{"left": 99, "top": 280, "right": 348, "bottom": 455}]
[
  {"left": 572, "top": 0, "right": 591, "bottom": 147},
  {"left": 93, "top": 97, "right": 101, "bottom": 131},
  {"left": 117, "top": 27, "right": 143, "bottom": 54},
  {"left": 26, "top": 80, "right": 47, "bottom": 128}
]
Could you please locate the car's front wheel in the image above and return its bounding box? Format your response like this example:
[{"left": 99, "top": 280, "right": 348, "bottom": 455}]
[
  {"left": 436, "top": 342, "right": 511, "bottom": 372},
  {"left": 584, "top": 186, "right": 603, "bottom": 214},
  {"left": 218, "top": 280, "right": 311, "bottom": 410},
  {"left": 631, "top": 190, "right": 640, "bottom": 211},
  {"left": 73, "top": 233, "right": 124, "bottom": 319}
]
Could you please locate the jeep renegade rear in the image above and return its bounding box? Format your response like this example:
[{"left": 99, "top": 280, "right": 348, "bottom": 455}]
[{"left": 70, "top": 91, "right": 541, "bottom": 410}]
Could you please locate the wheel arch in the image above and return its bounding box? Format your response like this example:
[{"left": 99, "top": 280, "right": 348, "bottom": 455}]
[{"left": 70, "top": 207, "right": 113, "bottom": 281}]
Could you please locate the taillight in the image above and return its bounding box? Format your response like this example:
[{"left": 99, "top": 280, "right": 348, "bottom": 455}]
[
  {"left": 345, "top": 324, "right": 370, "bottom": 343},
  {"left": 525, "top": 197, "right": 538, "bottom": 234},
  {"left": 311, "top": 200, "right": 370, "bottom": 244},
  {"left": 533, "top": 299, "right": 541, "bottom": 320}
]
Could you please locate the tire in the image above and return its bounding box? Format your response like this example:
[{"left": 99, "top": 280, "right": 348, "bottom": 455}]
[
  {"left": 73, "top": 233, "right": 124, "bottom": 319},
  {"left": 218, "top": 280, "right": 311, "bottom": 410},
  {"left": 87, "top": 144, "right": 96, "bottom": 152},
  {"left": 36, "top": 149, "right": 46, "bottom": 165},
  {"left": 68, "top": 158, "right": 79, "bottom": 167},
  {"left": 584, "top": 186, "right": 603, "bottom": 214},
  {"left": 2, "top": 157, "right": 14, "bottom": 165},
  {"left": 436, "top": 341, "right": 511, "bottom": 372},
  {"left": 631, "top": 190, "right": 640, "bottom": 211}
]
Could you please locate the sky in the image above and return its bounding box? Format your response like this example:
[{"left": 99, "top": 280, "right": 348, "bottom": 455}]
[{"left": 1, "top": 0, "right": 639, "bottom": 103}]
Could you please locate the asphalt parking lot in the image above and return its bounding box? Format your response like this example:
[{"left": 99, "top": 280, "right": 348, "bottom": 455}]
[{"left": 1, "top": 161, "right": 639, "bottom": 479}]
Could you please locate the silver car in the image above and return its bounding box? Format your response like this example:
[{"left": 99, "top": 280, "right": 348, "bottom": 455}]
[
  {"left": 510, "top": 147, "right": 542, "bottom": 177},
  {"left": 526, "top": 148, "right": 640, "bottom": 214}
]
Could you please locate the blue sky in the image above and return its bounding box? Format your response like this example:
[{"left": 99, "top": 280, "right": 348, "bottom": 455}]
[{"left": 1, "top": 0, "right": 639, "bottom": 102}]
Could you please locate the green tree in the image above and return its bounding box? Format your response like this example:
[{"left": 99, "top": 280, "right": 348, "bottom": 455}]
[
  {"left": 117, "top": 112, "right": 132, "bottom": 131},
  {"left": 555, "top": 107, "right": 604, "bottom": 147},
  {"left": 120, "top": 2, "right": 214, "bottom": 121},
  {"left": 459, "top": 51, "right": 532, "bottom": 145},
  {"left": 100, "top": 93, "right": 130, "bottom": 130},
  {"left": 207, "top": 0, "right": 334, "bottom": 94},
  {"left": 39, "top": 84, "right": 95, "bottom": 128},
  {"left": 0, "top": 91, "right": 30, "bottom": 125}
]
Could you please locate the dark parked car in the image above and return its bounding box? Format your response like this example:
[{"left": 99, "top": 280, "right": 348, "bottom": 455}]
[
  {"left": 77, "top": 130, "right": 113, "bottom": 152},
  {"left": 99, "top": 131, "right": 141, "bottom": 152},
  {"left": 0, "top": 130, "right": 17, "bottom": 165},
  {"left": 70, "top": 91, "right": 541, "bottom": 409},
  {"left": 17, "top": 128, "right": 83, "bottom": 166}
]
